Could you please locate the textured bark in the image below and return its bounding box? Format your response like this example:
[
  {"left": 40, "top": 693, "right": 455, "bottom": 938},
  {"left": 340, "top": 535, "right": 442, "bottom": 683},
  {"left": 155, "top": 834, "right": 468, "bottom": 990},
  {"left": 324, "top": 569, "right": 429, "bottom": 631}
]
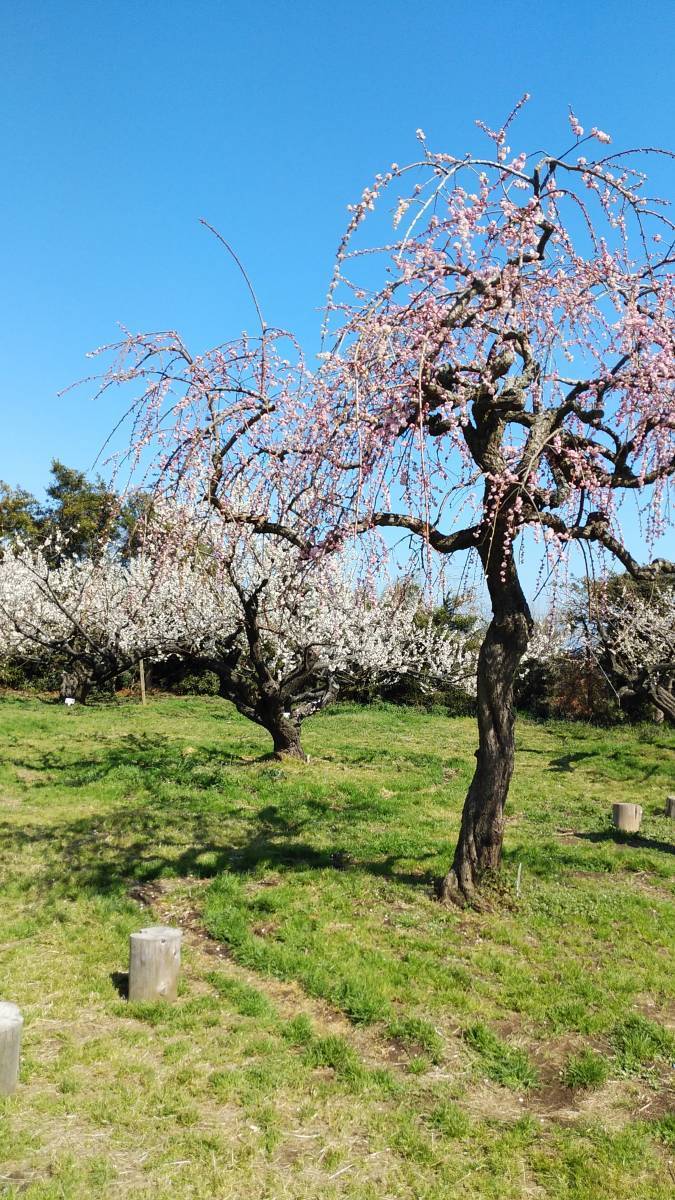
[
  {"left": 263, "top": 706, "right": 306, "bottom": 760},
  {"left": 439, "top": 548, "right": 532, "bottom": 905},
  {"left": 60, "top": 667, "right": 92, "bottom": 704},
  {"left": 648, "top": 679, "right": 675, "bottom": 724}
]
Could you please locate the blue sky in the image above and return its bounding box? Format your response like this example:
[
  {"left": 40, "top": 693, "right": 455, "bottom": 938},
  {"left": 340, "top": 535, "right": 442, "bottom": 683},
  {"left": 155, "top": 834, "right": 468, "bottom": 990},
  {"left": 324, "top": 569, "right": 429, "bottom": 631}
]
[{"left": 1, "top": 0, "right": 673, "bottom": 587}]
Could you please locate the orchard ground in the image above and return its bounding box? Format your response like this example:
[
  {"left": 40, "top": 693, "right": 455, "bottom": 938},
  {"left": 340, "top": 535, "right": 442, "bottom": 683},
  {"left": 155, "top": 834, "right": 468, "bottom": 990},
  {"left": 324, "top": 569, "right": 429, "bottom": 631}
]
[{"left": 0, "top": 695, "right": 673, "bottom": 1199}]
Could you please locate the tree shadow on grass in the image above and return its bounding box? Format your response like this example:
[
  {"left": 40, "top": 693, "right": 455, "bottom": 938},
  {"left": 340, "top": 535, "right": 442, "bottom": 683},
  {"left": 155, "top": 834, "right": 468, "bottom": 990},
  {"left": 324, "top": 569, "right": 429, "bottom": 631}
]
[
  {"left": 547, "top": 751, "right": 600, "bottom": 773},
  {"left": 574, "top": 830, "right": 674, "bottom": 855},
  {"left": 547, "top": 749, "right": 665, "bottom": 783},
  {"left": 0, "top": 807, "right": 436, "bottom": 899},
  {"left": 1, "top": 732, "right": 438, "bottom": 897},
  {"left": 502, "top": 831, "right": 674, "bottom": 886},
  {"left": 11, "top": 731, "right": 670, "bottom": 905},
  {"left": 8, "top": 732, "right": 260, "bottom": 785}
]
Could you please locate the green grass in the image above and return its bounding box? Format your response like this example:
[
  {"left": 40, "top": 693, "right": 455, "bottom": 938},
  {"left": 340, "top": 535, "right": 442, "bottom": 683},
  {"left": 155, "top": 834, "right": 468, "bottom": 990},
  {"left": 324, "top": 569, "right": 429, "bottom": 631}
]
[
  {"left": 562, "top": 1050, "right": 611, "bottom": 1091},
  {"left": 0, "top": 693, "right": 673, "bottom": 1198},
  {"left": 464, "top": 1022, "right": 539, "bottom": 1090}
]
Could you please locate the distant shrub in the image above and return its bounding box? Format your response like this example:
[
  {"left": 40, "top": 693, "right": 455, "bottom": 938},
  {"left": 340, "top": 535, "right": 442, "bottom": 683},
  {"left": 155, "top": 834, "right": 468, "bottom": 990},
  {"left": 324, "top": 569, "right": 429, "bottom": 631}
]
[
  {"left": 339, "top": 672, "right": 476, "bottom": 716},
  {"left": 516, "top": 652, "right": 622, "bottom": 725},
  {"left": 0, "top": 655, "right": 62, "bottom": 693},
  {"left": 174, "top": 670, "right": 220, "bottom": 696}
]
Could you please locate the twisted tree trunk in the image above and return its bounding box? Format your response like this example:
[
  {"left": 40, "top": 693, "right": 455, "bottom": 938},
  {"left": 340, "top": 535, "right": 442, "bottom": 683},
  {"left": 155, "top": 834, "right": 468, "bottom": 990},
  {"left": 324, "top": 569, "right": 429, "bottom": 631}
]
[
  {"left": 264, "top": 707, "right": 306, "bottom": 760},
  {"left": 439, "top": 551, "right": 532, "bottom": 905},
  {"left": 60, "top": 666, "right": 92, "bottom": 705}
]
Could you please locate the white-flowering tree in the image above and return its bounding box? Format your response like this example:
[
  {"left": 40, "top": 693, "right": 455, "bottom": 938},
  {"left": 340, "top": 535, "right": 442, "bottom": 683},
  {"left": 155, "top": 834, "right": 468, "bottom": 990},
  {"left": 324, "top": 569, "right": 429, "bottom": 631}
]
[
  {"left": 0, "top": 538, "right": 477, "bottom": 751},
  {"left": 0, "top": 550, "right": 160, "bottom": 702},
  {"left": 143, "top": 535, "right": 478, "bottom": 757},
  {"left": 515, "top": 615, "right": 569, "bottom": 711},
  {"left": 572, "top": 577, "right": 675, "bottom": 723}
]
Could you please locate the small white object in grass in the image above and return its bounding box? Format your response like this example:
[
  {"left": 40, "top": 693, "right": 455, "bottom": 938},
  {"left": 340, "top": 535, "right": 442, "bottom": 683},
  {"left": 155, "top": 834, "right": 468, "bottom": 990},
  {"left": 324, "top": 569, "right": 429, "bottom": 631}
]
[
  {"left": 64, "top": 697, "right": 75, "bottom": 707},
  {"left": 0, "top": 1001, "right": 23, "bottom": 1096}
]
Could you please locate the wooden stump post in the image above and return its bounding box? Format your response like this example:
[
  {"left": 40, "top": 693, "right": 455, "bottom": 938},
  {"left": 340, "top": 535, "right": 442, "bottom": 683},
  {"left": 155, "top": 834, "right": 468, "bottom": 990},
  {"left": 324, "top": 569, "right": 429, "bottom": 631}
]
[
  {"left": 612, "top": 802, "right": 642, "bottom": 834},
  {"left": 0, "top": 1002, "right": 23, "bottom": 1096},
  {"left": 665, "top": 795, "right": 675, "bottom": 819},
  {"left": 128, "top": 926, "right": 182, "bottom": 1002}
]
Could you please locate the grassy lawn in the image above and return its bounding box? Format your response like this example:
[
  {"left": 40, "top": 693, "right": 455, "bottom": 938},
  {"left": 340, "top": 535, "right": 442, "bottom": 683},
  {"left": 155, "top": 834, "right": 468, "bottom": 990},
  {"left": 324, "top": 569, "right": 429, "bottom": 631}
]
[{"left": 0, "top": 694, "right": 673, "bottom": 1198}]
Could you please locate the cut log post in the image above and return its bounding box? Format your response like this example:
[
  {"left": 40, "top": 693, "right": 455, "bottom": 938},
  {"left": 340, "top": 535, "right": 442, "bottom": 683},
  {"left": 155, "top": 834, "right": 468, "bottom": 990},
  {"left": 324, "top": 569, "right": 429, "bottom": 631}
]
[
  {"left": 0, "top": 1002, "right": 23, "bottom": 1096},
  {"left": 128, "top": 926, "right": 182, "bottom": 1003},
  {"left": 665, "top": 796, "right": 675, "bottom": 819},
  {"left": 612, "top": 802, "right": 643, "bottom": 834}
]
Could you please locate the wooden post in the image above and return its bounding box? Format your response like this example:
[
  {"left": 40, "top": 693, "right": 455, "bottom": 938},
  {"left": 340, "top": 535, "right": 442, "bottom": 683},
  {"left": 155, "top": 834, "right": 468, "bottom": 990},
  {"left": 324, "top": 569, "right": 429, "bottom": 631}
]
[
  {"left": 0, "top": 1002, "right": 23, "bottom": 1096},
  {"left": 665, "top": 795, "right": 675, "bottom": 819},
  {"left": 139, "top": 659, "right": 147, "bottom": 706},
  {"left": 128, "top": 926, "right": 182, "bottom": 1002},
  {"left": 612, "top": 802, "right": 642, "bottom": 834}
]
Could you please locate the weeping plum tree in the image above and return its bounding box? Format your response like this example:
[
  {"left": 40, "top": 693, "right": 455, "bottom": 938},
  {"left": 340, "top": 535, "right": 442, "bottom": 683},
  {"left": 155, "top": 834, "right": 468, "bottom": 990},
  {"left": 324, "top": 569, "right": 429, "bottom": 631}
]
[
  {"left": 96, "top": 99, "right": 674, "bottom": 903},
  {"left": 309, "top": 101, "right": 674, "bottom": 901}
]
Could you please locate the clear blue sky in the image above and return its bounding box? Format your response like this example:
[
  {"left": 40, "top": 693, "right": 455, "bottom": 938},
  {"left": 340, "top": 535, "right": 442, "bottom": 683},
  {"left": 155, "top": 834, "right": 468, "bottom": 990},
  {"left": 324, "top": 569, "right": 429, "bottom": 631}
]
[{"left": 1, "top": 0, "right": 673, "bottom": 578}]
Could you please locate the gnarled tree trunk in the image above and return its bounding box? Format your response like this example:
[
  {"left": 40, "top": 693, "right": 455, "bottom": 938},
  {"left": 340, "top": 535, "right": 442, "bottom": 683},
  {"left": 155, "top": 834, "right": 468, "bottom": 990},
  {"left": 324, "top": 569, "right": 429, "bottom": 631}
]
[
  {"left": 60, "top": 666, "right": 92, "bottom": 705},
  {"left": 256, "top": 692, "right": 306, "bottom": 759},
  {"left": 266, "top": 710, "right": 306, "bottom": 760},
  {"left": 647, "top": 678, "right": 675, "bottom": 725},
  {"left": 439, "top": 551, "right": 532, "bottom": 905}
]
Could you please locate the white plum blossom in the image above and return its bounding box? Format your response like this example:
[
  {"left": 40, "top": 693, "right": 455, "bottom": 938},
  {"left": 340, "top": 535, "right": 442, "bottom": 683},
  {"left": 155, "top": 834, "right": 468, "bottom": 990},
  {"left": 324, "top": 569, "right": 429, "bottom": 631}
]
[
  {"left": 0, "top": 551, "right": 164, "bottom": 701},
  {"left": 578, "top": 581, "right": 675, "bottom": 721},
  {"left": 140, "top": 533, "right": 478, "bottom": 755},
  {"left": 0, "top": 538, "right": 478, "bottom": 751}
]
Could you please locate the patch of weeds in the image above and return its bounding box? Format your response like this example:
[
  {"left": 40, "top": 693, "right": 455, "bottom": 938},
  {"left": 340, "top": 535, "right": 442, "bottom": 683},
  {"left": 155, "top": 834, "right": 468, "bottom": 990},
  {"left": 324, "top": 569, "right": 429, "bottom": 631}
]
[
  {"left": 562, "top": 1049, "right": 611, "bottom": 1090},
  {"left": 121, "top": 1000, "right": 176, "bottom": 1026},
  {"left": 207, "top": 971, "right": 277, "bottom": 1020},
  {"left": 302, "top": 1033, "right": 365, "bottom": 1085},
  {"left": 464, "top": 1022, "right": 538, "bottom": 1090},
  {"left": 250, "top": 1103, "right": 282, "bottom": 1155},
  {"left": 293, "top": 1026, "right": 399, "bottom": 1095},
  {"left": 163, "top": 1037, "right": 192, "bottom": 1063},
  {"left": 369, "top": 1067, "right": 403, "bottom": 1096},
  {"left": 611, "top": 1014, "right": 675, "bottom": 1074},
  {"left": 390, "top": 1110, "right": 438, "bottom": 1165},
  {"left": 333, "top": 977, "right": 390, "bottom": 1024},
  {"left": 209, "top": 1068, "right": 239, "bottom": 1101},
  {"left": 58, "top": 1072, "right": 80, "bottom": 1095},
  {"left": 387, "top": 1015, "right": 443, "bottom": 1062},
  {"left": 120, "top": 995, "right": 222, "bottom": 1031},
  {"left": 648, "top": 1113, "right": 675, "bottom": 1149},
  {"left": 406, "top": 1055, "right": 431, "bottom": 1074},
  {"left": 426, "top": 1100, "right": 471, "bottom": 1139},
  {"left": 281, "top": 1013, "right": 314, "bottom": 1045}
]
